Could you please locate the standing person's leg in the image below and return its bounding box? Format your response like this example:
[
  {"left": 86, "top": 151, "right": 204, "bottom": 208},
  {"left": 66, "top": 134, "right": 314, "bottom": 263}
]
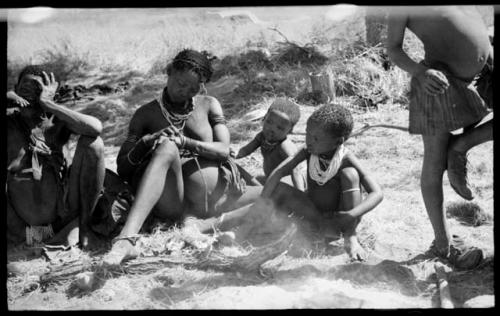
[
  {"left": 421, "top": 133, "right": 451, "bottom": 255},
  {"left": 447, "top": 119, "right": 493, "bottom": 200},
  {"left": 422, "top": 133, "right": 484, "bottom": 269},
  {"left": 66, "top": 135, "right": 105, "bottom": 249},
  {"left": 338, "top": 167, "right": 364, "bottom": 260},
  {"left": 103, "top": 140, "right": 184, "bottom": 265}
]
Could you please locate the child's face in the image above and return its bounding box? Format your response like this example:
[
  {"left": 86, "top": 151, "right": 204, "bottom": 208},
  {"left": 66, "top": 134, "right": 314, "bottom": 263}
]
[
  {"left": 262, "top": 110, "right": 293, "bottom": 142},
  {"left": 166, "top": 69, "right": 202, "bottom": 104},
  {"left": 16, "top": 74, "right": 42, "bottom": 106},
  {"left": 306, "top": 124, "right": 343, "bottom": 158}
]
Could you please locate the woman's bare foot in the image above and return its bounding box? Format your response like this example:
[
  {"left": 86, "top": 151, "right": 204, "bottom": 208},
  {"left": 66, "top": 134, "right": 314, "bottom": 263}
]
[
  {"left": 344, "top": 235, "right": 367, "bottom": 261},
  {"left": 102, "top": 237, "right": 140, "bottom": 266}
]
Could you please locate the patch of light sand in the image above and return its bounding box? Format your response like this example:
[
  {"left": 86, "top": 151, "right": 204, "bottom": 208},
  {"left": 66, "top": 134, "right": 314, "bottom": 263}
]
[{"left": 170, "top": 277, "right": 430, "bottom": 309}]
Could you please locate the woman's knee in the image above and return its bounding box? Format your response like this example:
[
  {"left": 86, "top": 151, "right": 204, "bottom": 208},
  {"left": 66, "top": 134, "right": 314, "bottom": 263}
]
[
  {"left": 340, "top": 167, "right": 360, "bottom": 188},
  {"left": 152, "top": 140, "right": 180, "bottom": 164}
]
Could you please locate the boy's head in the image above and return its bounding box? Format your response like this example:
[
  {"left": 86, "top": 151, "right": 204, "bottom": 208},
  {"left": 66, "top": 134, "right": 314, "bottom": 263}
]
[
  {"left": 305, "top": 103, "right": 353, "bottom": 156},
  {"left": 166, "top": 49, "right": 215, "bottom": 104},
  {"left": 14, "top": 65, "right": 49, "bottom": 110},
  {"left": 262, "top": 98, "right": 301, "bottom": 142}
]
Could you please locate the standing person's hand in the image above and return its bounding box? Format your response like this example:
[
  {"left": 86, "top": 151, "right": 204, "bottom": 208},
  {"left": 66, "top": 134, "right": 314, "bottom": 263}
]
[
  {"left": 33, "top": 71, "right": 59, "bottom": 105},
  {"left": 229, "top": 148, "right": 238, "bottom": 158},
  {"left": 416, "top": 68, "right": 450, "bottom": 96}
]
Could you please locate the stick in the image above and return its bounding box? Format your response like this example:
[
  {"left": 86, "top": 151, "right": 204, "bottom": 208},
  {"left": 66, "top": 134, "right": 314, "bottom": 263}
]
[
  {"left": 291, "top": 123, "right": 409, "bottom": 137},
  {"left": 434, "top": 263, "right": 454, "bottom": 308}
]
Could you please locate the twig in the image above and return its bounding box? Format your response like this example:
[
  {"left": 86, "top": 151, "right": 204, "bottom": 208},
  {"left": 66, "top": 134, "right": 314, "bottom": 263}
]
[
  {"left": 268, "top": 27, "right": 310, "bottom": 55},
  {"left": 350, "top": 43, "right": 383, "bottom": 61},
  {"left": 291, "top": 123, "right": 408, "bottom": 137}
]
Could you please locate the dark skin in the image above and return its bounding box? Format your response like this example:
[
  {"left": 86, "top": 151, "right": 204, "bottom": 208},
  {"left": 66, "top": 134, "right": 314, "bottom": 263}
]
[
  {"left": 232, "top": 109, "right": 306, "bottom": 190},
  {"left": 103, "top": 65, "right": 262, "bottom": 265},
  {"left": 261, "top": 124, "right": 383, "bottom": 260},
  {"left": 387, "top": 6, "right": 493, "bottom": 255},
  {"left": 7, "top": 71, "right": 105, "bottom": 249}
]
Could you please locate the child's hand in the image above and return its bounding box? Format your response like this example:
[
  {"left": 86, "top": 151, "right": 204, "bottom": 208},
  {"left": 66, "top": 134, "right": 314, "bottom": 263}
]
[
  {"left": 416, "top": 68, "right": 449, "bottom": 96},
  {"left": 7, "top": 91, "right": 29, "bottom": 107}
]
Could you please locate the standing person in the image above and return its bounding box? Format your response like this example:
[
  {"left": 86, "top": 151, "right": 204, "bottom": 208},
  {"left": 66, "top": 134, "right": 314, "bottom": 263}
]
[
  {"left": 6, "top": 65, "right": 105, "bottom": 249},
  {"left": 261, "top": 104, "right": 383, "bottom": 261},
  {"left": 386, "top": 6, "right": 493, "bottom": 269},
  {"left": 231, "top": 97, "right": 306, "bottom": 190},
  {"left": 103, "top": 49, "right": 262, "bottom": 265}
]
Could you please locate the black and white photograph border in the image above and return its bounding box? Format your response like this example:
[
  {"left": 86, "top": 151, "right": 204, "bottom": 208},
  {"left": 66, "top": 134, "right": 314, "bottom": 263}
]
[{"left": 3, "top": 3, "right": 495, "bottom": 310}]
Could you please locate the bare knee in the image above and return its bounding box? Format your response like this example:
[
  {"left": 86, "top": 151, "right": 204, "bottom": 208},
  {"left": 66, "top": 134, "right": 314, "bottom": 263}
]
[
  {"left": 152, "top": 140, "right": 180, "bottom": 165},
  {"left": 340, "top": 167, "right": 360, "bottom": 188},
  {"left": 77, "top": 135, "right": 104, "bottom": 158}
]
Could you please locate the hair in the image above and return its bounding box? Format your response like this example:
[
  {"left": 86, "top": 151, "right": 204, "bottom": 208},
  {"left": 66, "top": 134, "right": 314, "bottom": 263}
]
[
  {"left": 267, "top": 97, "right": 301, "bottom": 127},
  {"left": 17, "top": 65, "right": 47, "bottom": 86},
  {"left": 306, "top": 103, "right": 354, "bottom": 139},
  {"left": 171, "top": 49, "right": 216, "bottom": 83}
]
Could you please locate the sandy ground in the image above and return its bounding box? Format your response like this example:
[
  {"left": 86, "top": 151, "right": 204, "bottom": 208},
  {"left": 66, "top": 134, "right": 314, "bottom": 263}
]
[{"left": 6, "top": 98, "right": 494, "bottom": 310}]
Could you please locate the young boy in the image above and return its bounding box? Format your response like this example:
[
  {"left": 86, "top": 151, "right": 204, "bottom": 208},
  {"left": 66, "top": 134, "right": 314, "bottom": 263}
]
[
  {"left": 231, "top": 97, "right": 306, "bottom": 191},
  {"left": 261, "top": 104, "right": 383, "bottom": 261},
  {"left": 387, "top": 6, "right": 492, "bottom": 270}
]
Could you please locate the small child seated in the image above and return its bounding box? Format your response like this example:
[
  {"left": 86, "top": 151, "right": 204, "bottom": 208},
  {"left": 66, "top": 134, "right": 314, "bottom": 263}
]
[
  {"left": 261, "top": 103, "right": 383, "bottom": 261},
  {"left": 231, "top": 97, "right": 306, "bottom": 191}
]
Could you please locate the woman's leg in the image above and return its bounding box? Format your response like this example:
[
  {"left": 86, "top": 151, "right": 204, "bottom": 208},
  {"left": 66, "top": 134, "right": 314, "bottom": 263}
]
[{"left": 103, "top": 140, "right": 182, "bottom": 265}]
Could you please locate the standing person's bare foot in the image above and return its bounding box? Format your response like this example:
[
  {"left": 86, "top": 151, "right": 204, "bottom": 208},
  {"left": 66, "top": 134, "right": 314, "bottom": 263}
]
[
  {"left": 447, "top": 149, "right": 474, "bottom": 200},
  {"left": 430, "top": 235, "right": 483, "bottom": 270},
  {"left": 102, "top": 235, "right": 141, "bottom": 266},
  {"left": 344, "top": 235, "right": 367, "bottom": 261}
]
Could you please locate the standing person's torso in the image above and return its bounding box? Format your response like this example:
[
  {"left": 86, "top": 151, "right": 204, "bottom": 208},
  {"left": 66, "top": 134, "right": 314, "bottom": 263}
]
[{"left": 407, "top": 6, "right": 491, "bottom": 80}]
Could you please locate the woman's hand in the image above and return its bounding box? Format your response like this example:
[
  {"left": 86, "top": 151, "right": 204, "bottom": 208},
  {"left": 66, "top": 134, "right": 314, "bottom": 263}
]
[{"left": 141, "top": 129, "right": 169, "bottom": 148}]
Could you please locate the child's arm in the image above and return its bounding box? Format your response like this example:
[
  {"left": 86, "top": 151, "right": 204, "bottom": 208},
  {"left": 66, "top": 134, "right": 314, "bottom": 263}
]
[
  {"left": 338, "top": 152, "right": 383, "bottom": 219},
  {"left": 231, "top": 132, "right": 262, "bottom": 159},
  {"left": 7, "top": 90, "right": 30, "bottom": 107},
  {"left": 280, "top": 140, "right": 306, "bottom": 191},
  {"left": 261, "top": 146, "right": 308, "bottom": 198}
]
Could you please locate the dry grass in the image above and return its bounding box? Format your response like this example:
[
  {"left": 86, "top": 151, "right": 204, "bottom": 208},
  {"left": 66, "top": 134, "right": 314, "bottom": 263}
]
[{"left": 6, "top": 7, "right": 494, "bottom": 310}]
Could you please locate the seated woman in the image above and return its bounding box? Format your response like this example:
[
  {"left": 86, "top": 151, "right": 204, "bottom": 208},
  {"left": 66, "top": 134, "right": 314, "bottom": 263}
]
[{"left": 102, "top": 49, "right": 261, "bottom": 265}]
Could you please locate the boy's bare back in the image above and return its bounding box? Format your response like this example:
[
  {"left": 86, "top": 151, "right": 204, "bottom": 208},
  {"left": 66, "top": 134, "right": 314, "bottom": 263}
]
[{"left": 396, "top": 6, "right": 491, "bottom": 79}]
